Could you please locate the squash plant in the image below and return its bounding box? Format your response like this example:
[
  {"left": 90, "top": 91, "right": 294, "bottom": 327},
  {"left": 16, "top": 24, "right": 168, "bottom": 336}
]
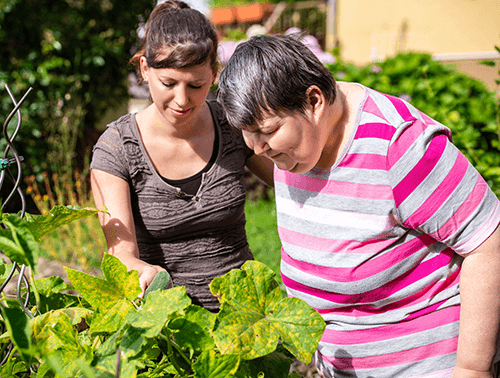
[{"left": 0, "top": 205, "right": 326, "bottom": 377}]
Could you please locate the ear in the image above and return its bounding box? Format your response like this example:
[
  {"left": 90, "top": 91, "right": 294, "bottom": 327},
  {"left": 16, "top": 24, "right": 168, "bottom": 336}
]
[
  {"left": 305, "top": 85, "right": 326, "bottom": 122},
  {"left": 211, "top": 71, "right": 217, "bottom": 85},
  {"left": 140, "top": 56, "right": 150, "bottom": 83}
]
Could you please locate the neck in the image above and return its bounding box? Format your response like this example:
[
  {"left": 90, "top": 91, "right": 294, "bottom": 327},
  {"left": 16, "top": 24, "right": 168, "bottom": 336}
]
[{"left": 315, "top": 84, "right": 351, "bottom": 170}]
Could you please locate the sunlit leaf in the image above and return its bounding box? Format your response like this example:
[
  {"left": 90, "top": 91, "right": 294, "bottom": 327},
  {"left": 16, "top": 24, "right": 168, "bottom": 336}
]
[
  {"left": 127, "top": 287, "right": 192, "bottom": 339},
  {"left": 210, "top": 261, "right": 325, "bottom": 363},
  {"left": 20, "top": 205, "right": 104, "bottom": 241},
  {"left": 65, "top": 253, "right": 141, "bottom": 313},
  {"left": 91, "top": 299, "right": 134, "bottom": 334}
]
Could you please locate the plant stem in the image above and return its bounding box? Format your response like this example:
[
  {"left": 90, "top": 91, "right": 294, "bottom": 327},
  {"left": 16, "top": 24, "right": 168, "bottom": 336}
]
[
  {"left": 160, "top": 331, "right": 185, "bottom": 375},
  {"left": 29, "top": 267, "right": 41, "bottom": 315}
]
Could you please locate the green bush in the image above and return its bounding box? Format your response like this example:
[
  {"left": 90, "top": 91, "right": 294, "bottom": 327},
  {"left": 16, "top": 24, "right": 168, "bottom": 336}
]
[
  {"left": 326, "top": 52, "right": 500, "bottom": 196},
  {"left": 0, "top": 0, "right": 154, "bottom": 178}
]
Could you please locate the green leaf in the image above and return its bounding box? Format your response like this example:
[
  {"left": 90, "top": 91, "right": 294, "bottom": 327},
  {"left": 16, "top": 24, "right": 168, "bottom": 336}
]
[
  {"left": 20, "top": 205, "right": 103, "bottom": 241},
  {"left": 93, "top": 350, "right": 144, "bottom": 378},
  {"left": 101, "top": 253, "right": 142, "bottom": 299},
  {"left": 35, "top": 276, "right": 84, "bottom": 313},
  {"left": 0, "top": 306, "right": 31, "bottom": 356},
  {"left": 192, "top": 350, "right": 240, "bottom": 378},
  {"left": 90, "top": 298, "right": 134, "bottom": 334},
  {"left": 169, "top": 304, "right": 216, "bottom": 353},
  {"left": 268, "top": 297, "right": 326, "bottom": 363},
  {"left": 0, "top": 262, "right": 14, "bottom": 280},
  {"left": 42, "top": 350, "right": 97, "bottom": 378},
  {"left": 210, "top": 261, "right": 325, "bottom": 363},
  {"left": 236, "top": 351, "right": 292, "bottom": 378},
  {"left": 0, "top": 214, "right": 40, "bottom": 274},
  {"left": 0, "top": 355, "right": 29, "bottom": 377},
  {"left": 65, "top": 253, "right": 141, "bottom": 313},
  {"left": 127, "top": 287, "right": 192, "bottom": 339},
  {"left": 31, "top": 310, "right": 83, "bottom": 355}
]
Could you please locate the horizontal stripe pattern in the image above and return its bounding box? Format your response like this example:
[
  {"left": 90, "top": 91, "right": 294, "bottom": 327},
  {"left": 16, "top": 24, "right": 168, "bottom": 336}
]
[{"left": 275, "top": 85, "right": 500, "bottom": 377}]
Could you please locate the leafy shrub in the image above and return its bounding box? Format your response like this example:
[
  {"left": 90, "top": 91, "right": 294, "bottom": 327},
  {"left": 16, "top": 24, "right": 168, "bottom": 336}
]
[
  {"left": 0, "top": 0, "right": 153, "bottom": 178},
  {"left": 326, "top": 53, "right": 500, "bottom": 195},
  {"left": 0, "top": 207, "right": 325, "bottom": 377}
]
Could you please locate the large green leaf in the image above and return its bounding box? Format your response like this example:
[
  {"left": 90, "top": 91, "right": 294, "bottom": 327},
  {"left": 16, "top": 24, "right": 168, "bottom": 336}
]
[
  {"left": 31, "top": 310, "right": 83, "bottom": 355},
  {"left": 169, "top": 304, "right": 216, "bottom": 354},
  {"left": 210, "top": 261, "right": 325, "bottom": 363},
  {"left": 0, "top": 306, "right": 31, "bottom": 357},
  {"left": 126, "top": 287, "right": 192, "bottom": 339},
  {"left": 0, "top": 215, "right": 40, "bottom": 274},
  {"left": 35, "top": 276, "right": 83, "bottom": 313},
  {"left": 65, "top": 253, "right": 141, "bottom": 313},
  {"left": 192, "top": 350, "right": 241, "bottom": 378},
  {"left": 119, "top": 287, "right": 191, "bottom": 359},
  {"left": 90, "top": 298, "right": 134, "bottom": 335},
  {"left": 20, "top": 205, "right": 104, "bottom": 241}
]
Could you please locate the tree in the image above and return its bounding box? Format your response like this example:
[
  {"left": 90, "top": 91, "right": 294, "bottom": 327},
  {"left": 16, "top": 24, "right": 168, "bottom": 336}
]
[{"left": 0, "top": 0, "right": 154, "bottom": 180}]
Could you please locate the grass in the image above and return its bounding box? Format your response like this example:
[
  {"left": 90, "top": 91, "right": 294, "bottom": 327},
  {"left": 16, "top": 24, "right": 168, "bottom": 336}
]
[{"left": 244, "top": 193, "right": 283, "bottom": 286}]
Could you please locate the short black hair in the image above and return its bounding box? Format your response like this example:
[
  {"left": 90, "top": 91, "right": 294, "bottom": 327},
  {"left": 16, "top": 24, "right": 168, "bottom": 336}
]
[{"left": 217, "top": 34, "right": 336, "bottom": 129}]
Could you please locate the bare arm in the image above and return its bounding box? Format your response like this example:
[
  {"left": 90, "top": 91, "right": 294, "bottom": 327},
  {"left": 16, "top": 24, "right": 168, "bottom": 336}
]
[
  {"left": 245, "top": 154, "right": 274, "bottom": 188},
  {"left": 452, "top": 225, "right": 500, "bottom": 378},
  {"left": 91, "top": 168, "right": 166, "bottom": 293}
]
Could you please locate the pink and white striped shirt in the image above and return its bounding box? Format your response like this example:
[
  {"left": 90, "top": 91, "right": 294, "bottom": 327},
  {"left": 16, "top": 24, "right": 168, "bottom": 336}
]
[{"left": 275, "top": 85, "right": 500, "bottom": 378}]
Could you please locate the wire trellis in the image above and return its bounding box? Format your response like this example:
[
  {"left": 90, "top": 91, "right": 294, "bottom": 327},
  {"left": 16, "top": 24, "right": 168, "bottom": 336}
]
[{"left": 0, "top": 83, "right": 34, "bottom": 367}]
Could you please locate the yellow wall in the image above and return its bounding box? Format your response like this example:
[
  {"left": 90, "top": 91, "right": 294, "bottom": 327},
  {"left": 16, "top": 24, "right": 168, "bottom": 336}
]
[
  {"left": 337, "top": 0, "right": 500, "bottom": 63},
  {"left": 335, "top": 0, "right": 500, "bottom": 91}
]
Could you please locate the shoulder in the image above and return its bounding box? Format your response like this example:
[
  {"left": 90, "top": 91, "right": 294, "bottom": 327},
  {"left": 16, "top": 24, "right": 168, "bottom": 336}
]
[
  {"left": 356, "top": 86, "right": 451, "bottom": 142},
  {"left": 95, "top": 113, "right": 138, "bottom": 147}
]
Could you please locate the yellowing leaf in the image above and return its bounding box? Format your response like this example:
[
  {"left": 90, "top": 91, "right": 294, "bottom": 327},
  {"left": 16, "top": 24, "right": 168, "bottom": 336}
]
[
  {"left": 210, "top": 261, "right": 325, "bottom": 363},
  {"left": 65, "top": 253, "right": 141, "bottom": 313}
]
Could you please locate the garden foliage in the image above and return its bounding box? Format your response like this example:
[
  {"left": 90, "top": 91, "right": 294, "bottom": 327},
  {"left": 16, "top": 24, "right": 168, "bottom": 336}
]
[
  {"left": 326, "top": 53, "right": 500, "bottom": 196},
  {"left": 0, "top": 206, "right": 326, "bottom": 377},
  {"left": 0, "top": 0, "right": 154, "bottom": 177}
]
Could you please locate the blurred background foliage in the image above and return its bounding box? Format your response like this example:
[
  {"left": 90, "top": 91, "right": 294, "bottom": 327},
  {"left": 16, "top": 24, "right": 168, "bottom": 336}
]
[
  {"left": 0, "top": 0, "right": 154, "bottom": 204},
  {"left": 327, "top": 52, "right": 500, "bottom": 197}
]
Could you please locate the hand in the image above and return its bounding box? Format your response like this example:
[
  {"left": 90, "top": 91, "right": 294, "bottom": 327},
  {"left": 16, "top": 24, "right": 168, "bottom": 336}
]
[
  {"left": 451, "top": 366, "right": 494, "bottom": 378},
  {"left": 138, "top": 264, "right": 168, "bottom": 298}
]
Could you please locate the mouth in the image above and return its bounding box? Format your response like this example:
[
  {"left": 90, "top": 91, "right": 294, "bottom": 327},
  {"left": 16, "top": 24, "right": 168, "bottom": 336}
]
[
  {"left": 269, "top": 153, "right": 284, "bottom": 160},
  {"left": 171, "top": 108, "right": 191, "bottom": 115}
]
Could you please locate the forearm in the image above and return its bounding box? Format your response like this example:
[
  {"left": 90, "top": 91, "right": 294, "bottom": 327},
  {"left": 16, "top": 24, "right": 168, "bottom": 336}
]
[{"left": 455, "top": 228, "right": 500, "bottom": 375}]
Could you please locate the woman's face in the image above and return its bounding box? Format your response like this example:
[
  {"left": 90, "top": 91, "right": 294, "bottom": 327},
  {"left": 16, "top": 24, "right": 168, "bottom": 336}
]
[
  {"left": 141, "top": 56, "right": 215, "bottom": 128},
  {"left": 242, "top": 109, "right": 326, "bottom": 174}
]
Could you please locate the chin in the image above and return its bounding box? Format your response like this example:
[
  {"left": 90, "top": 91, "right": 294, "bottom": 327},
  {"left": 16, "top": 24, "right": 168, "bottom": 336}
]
[{"left": 288, "top": 163, "right": 309, "bottom": 174}]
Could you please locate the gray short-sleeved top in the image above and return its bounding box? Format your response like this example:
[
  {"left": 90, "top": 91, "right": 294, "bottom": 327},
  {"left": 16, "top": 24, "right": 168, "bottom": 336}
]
[{"left": 90, "top": 100, "right": 254, "bottom": 311}]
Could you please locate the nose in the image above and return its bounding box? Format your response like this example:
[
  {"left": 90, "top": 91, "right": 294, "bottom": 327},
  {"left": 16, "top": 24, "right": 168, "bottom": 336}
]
[
  {"left": 243, "top": 130, "right": 269, "bottom": 156},
  {"left": 174, "top": 86, "right": 189, "bottom": 107}
]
